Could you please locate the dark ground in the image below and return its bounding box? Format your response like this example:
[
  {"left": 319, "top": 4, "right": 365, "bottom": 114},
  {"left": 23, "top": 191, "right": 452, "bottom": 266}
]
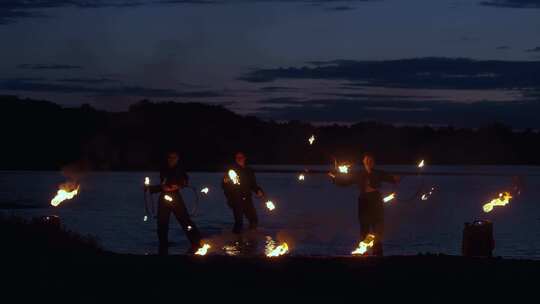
[{"left": 2, "top": 215, "right": 540, "bottom": 302}]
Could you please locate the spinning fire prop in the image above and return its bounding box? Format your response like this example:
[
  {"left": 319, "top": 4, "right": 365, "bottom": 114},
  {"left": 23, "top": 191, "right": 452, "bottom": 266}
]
[
  {"left": 164, "top": 195, "right": 174, "bottom": 203},
  {"left": 352, "top": 234, "right": 376, "bottom": 255},
  {"left": 200, "top": 187, "right": 209, "bottom": 194},
  {"left": 383, "top": 193, "right": 396, "bottom": 203},
  {"left": 338, "top": 164, "right": 350, "bottom": 174},
  {"left": 298, "top": 174, "right": 305, "bottom": 181},
  {"left": 418, "top": 159, "right": 425, "bottom": 169},
  {"left": 195, "top": 244, "right": 211, "bottom": 256},
  {"left": 228, "top": 169, "right": 240, "bottom": 185},
  {"left": 265, "top": 200, "right": 276, "bottom": 211},
  {"left": 308, "top": 134, "right": 316, "bottom": 145},
  {"left": 265, "top": 237, "right": 289, "bottom": 257},
  {"left": 483, "top": 192, "right": 512, "bottom": 213},
  {"left": 144, "top": 177, "right": 150, "bottom": 186},
  {"left": 50, "top": 183, "right": 80, "bottom": 207}
]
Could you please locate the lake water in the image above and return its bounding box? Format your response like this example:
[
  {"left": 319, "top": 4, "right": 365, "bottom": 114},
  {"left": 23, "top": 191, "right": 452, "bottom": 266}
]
[{"left": 1, "top": 166, "right": 540, "bottom": 258}]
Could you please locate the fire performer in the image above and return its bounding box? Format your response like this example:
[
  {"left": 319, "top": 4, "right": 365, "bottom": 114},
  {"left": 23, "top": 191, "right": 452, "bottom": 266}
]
[
  {"left": 145, "top": 151, "right": 202, "bottom": 255},
  {"left": 330, "top": 153, "right": 400, "bottom": 256},
  {"left": 222, "top": 152, "right": 265, "bottom": 234}
]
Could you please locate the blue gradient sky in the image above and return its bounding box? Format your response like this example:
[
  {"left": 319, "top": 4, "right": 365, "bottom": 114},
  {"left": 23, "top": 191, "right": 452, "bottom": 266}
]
[{"left": 1, "top": 0, "right": 539, "bottom": 126}]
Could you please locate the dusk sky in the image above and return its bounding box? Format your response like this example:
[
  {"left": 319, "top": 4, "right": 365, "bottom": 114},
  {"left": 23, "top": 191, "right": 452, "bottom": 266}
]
[{"left": 1, "top": 0, "right": 540, "bottom": 127}]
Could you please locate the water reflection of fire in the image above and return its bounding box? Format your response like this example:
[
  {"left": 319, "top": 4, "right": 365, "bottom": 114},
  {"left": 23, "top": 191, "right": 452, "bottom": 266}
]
[
  {"left": 50, "top": 182, "right": 80, "bottom": 207},
  {"left": 265, "top": 236, "right": 289, "bottom": 257},
  {"left": 351, "top": 234, "right": 375, "bottom": 255}
]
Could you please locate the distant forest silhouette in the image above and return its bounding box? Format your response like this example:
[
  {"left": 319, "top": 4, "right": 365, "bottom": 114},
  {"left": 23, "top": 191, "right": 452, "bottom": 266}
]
[{"left": 1, "top": 95, "right": 539, "bottom": 171}]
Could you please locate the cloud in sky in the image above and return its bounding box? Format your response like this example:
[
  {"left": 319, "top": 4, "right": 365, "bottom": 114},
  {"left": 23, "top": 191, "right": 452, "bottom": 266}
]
[
  {"left": 240, "top": 58, "right": 540, "bottom": 90},
  {"left": 480, "top": 0, "right": 540, "bottom": 8},
  {"left": 525, "top": 46, "right": 540, "bottom": 52},
  {"left": 17, "top": 64, "right": 83, "bottom": 70}
]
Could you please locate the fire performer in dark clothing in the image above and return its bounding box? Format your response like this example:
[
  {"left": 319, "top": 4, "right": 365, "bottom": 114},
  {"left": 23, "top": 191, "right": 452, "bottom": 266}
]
[
  {"left": 145, "top": 151, "right": 202, "bottom": 255},
  {"left": 330, "top": 153, "right": 399, "bottom": 256},
  {"left": 222, "top": 152, "right": 265, "bottom": 234}
]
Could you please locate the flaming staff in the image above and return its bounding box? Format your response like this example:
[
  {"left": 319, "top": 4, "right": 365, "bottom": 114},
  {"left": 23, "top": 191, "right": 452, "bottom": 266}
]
[
  {"left": 351, "top": 234, "right": 375, "bottom": 255},
  {"left": 265, "top": 236, "right": 289, "bottom": 257},
  {"left": 483, "top": 192, "right": 512, "bottom": 213},
  {"left": 50, "top": 183, "right": 80, "bottom": 207},
  {"left": 195, "top": 243, "right": 211, "bottom": 256}
]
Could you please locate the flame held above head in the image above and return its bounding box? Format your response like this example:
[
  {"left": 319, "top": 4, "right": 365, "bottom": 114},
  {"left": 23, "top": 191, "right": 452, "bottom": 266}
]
[
  {"left": 308, "top": 134, "right": 316, "bottom": 145},
  {"left": 144, "top": 177, "right": 150, "bottom": 186},
  {"left": 483, "top": 192, "right": 513, "bottom": 213},
  {"left": 228, "top": 169, "right": 240, "bottom": 185},
  {"left": 352, "top": 234, "right": 376, "bottom": 255},
  {"left": 265, "top": 237, "right": 289, "bottom": 257},
  {"left": 195, "top": 243, "right": 211, "bottom": 256},
  {"left": 50, "top": 184, "right": 80, "bottom": 207},
  {"left": 265, "top": 200, "right": 276, "bottom": 211},
  {"left": 418, "top": 160, "right": 425, "bottom": 169},
  {"left": 164, "top": 195, "right": 173, "bottom": 202},
  {"left": 200, "top": 187, "right": 209, "bottom": 194},
  {"left": 338, "top": 164, "right": 350, "bottom": 174},
  {"left": 421, "top": 187, "right": 435, "bottom": 201},
  {"left": 298, "top": 174, "right": 305, "bottom": 181},
  {"left": 383, "top": 193, "right": 396, "bottom": 203}
]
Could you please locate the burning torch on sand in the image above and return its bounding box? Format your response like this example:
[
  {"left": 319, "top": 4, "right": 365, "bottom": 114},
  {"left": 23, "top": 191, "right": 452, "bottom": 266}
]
[
  {"left": 50, "top": 182, "right": 80, "bottom": 207},
  {"left": 352, "top": 234, "right": 376, "bottom": 255}
]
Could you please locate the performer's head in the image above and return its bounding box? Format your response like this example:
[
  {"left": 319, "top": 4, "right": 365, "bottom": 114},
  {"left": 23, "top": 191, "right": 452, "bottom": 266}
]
[
  {"left": 166, "top": 151, "right": 179, "bottom": 168},
  {"left": 362, "top": 153, "right": 375, "bottom": 171},
  {"left": 235, "top": 152, "right": 247, "bottom": 167}
]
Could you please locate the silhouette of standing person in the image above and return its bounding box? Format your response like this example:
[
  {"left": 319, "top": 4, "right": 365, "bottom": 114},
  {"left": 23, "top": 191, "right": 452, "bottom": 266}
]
[
  {"left": 146, "top": 151, "right": 202, "bottom": 255},
  {"left": 331, "top": 153, "right": 399, "bottom": 256}
]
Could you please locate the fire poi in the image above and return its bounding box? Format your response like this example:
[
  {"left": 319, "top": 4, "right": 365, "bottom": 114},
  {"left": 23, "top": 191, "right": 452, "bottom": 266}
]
[
  {"left": 265, "top": 236, "right": 289, "bottom": 257},
  {"left": 194, "top": 243, "right": 211, "bottom": 256},
  {"left": 164, "top": 195, "right": 174, "bottom": 203},
  {"left": 338, "top": 164, "right": 350, "bottom": 174},
  {"left": 200, "top": 187, "right": 209, "bottom": 194},
  {"left": 228, "top": 169, "right": 240, "bottom": 185},
  {"left": 383, "top": 193, "right": 396, "bottom": 203},
  {"left": 265, "top": 200, "right": 276, "bottom": 211},
  {"left": 298, "top": 173, "right": 305, "bottom": 181},
  {"left": 352, "top": 234, "right": 376, "bottom": 255},
  {"left": 418, "top": 159, "right": 425, "bottom": 169},
  {"left": 50, "top": 182, "right": 80, "bottom": 207},
  {"left": 308, "top": 134, "right": 316, "bottom": 145},
  {"left": 483, "top": 192, "right": 512, "bottom": 213}
]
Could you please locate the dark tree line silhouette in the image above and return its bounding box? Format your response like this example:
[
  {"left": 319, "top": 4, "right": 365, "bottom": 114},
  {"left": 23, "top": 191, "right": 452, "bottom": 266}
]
[{"left": 1, "top": 95, "right": 539, "bottom": 171}]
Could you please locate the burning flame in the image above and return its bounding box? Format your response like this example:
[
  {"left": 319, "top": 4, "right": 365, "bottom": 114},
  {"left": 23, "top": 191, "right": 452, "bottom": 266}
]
[
  {"left": 265, "top": 200, "right": 276, "bottom": 211},
  {"left": 483, "top": 192, "right": 512, "bottom": 213},
  {"left": 144, "top": 177, "right": 150, "bottom": 186},
  {"left": 50, "top": 183, "right": 80, "bottom": 207},
  {"left": 195, "top": 243, "right": 211, "bottom": 256},
  {"left": 418, "top": 160, "right": 425, "bottom": 169},
  {"left": 352, "top": 234, "right": 376, "bottom": 255},
  {"left": 200, "top": 187, "right": 209, "bottom": 194},
  {"left": 338, "top": 164, "right": 350, "bottom": 174},
  {"left": 298, "top": 174, "right": 305, "bottom": 181},
  {"left": 265, "top": 237, "right": 289, "bottom": 257},
  {"left": 228, "top": 169, "right": 240, "bottom": 185},
  {"left": 308, "top": 134, "right": 316, "bottom": 145},
  {"left": 421, "top": 187, "right": 435, "bottom": 201},
  {"left": 383, "top": 193, "right": 396, "bottom": 203},
  {"left": 164, "top": 195, "right": 173, "bottom": 202}
]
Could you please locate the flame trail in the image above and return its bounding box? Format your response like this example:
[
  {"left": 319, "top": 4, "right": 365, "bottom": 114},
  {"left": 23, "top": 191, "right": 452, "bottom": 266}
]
[
  {"left": 383, "top": 193, "right": 396, "bottom": 203},
  {"left": 228, "top": 169, "right": 240, "bottom": 185},
  {"left": 195, "top": 244, "right": 211, "bottom": 256},
  {"left": 265, "top": 236, "right": 289, "bottom": 257},
  {"left": 483, "top": 192, "right": 512, "bottom": 213},
  {"left": 352, "top": 234, "right": 376, "bottom": 255},
  {"left": 50, "top": 183, "right": 80, "bottom": 207}
]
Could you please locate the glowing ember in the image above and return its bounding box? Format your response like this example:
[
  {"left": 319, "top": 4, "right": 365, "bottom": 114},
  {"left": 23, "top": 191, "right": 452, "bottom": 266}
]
[
  {"left": 298, "top": 174, "right": 305, "bottom": 181},
  {"left": 352, "top": 234, "right": 376, "bottom": 255},
  {"left": 195, "top": 243, "right": 211, "bottom": 256},
  {"left": 383, "top": 193, "right": 396, "bottom": 203},
  {"left": 144, "top": 177, "right": 150, "bottom": 186},
  {"left": 228, "top": 169, "right": 240, "bottom": 185},
  {"left": 164, "top": 195, "right": 173, "bottom": 202},
  {"left": 200, "top": 187, "right": 209, "bottom": 194},
  {"left": 265, "top": 237, "right": 289, "bottom": 257},
  {"left": 418, "top": 160, "right": 425, "bottom": 168},
  {"left": 308, "top": 134, "right": 316, "bottom": 145},
  {"left": 483, "top": 192, "right": 512, "bottom": 213},
  {"left": 338, "top": 164, "right": 350, "bottom": 174},
  {"left": 50, "top": 183, "right": 80, "bottom": 207},
  {"left": 265, "top": 200, "right": 276, "bottom": 211}
]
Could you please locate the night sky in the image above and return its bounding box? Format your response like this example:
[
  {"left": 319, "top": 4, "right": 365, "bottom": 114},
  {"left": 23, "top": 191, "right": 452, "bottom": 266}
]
[{"left": 1, "top": 0, "right": 540, "bottom": 127}]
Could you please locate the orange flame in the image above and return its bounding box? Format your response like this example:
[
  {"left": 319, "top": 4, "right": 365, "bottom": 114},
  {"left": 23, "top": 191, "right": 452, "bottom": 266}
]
[
  {"left": 228, "top": 169, "right": 240, "bottom": 185},
  {"left": 265, "top": 237, "right": 289, "bottom": 257},
  {"left": 483, "top": 192, "right": 512, "bottom": 213},
  {"left": 50, "top": 183, "right": 80, "bottom": 207},
  {"left": 195, "top": 243, "right": 211, "bottom": 256},
  {"left": 352, "top": 234, "right": 375, "bottom": 255}
]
